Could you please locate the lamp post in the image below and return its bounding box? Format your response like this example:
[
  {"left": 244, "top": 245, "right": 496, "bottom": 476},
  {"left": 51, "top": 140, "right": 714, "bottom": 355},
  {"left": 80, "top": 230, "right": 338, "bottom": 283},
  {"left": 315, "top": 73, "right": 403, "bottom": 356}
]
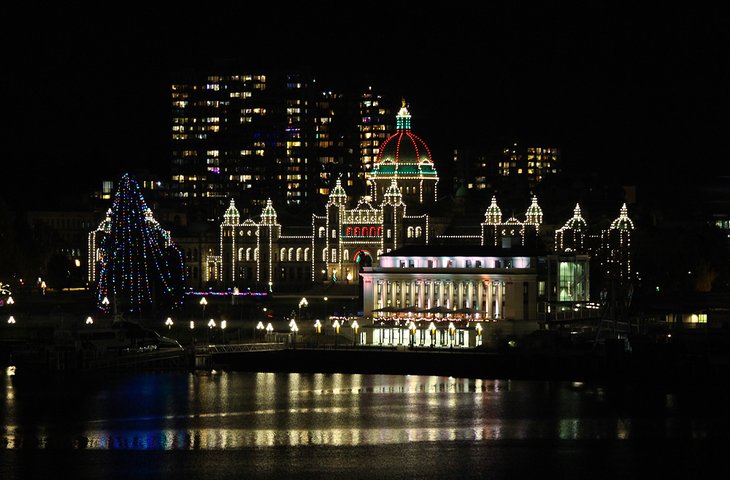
[
  {"left": 86, "top": 316, "right": 94, "bottom": 325},
  {"left": 265, "top": 322, "right": 273, "bottom": 341},
  {"left": 200, "top": 297, "right": 207, "bottom": 328},
  {"left": 299, "top": 297, "right": 308, "bottom": 321},
  {"left": 6, "top": 296, "right": 13, "bottom": 323},
  {"left": 256, "top": 321, "right": 265, "bottom": 341},
  {"left": 165, "top": 317, "right": 173, "bottom": 331},
  {"left": 475, "top": 322, "right": 483, "bottom": 347},
  {"left": 352, "top": 320, "right": 359, "bottom": 346},
  {"left": 429, "top": 322, "right": 436, "bottom": 347},
  {"left": 409, "top": 321, "right": 416, "bottom": 347},
  {"left": 221, "top": 320, "right": 227, "bottom": 343},
  {"left": 314, "top": 319, "right": 322, "bottom": 346},
  {"left": 290, "top": 320, "right": 298, "bottom": 348},
  {"left": 207, "top": 318, "right": 216, "bottom": 344},
  {"left": 190, "top": 320, "right": 195, "bottom": 346},
  {"left": 8, "top": 316, "right": 16, "bottom": 324},
  {"left": 323, "top": 296, "right": 328, "bottom": 321},
  {"left": 333, "top": 319, "right": 340, "bottom": 347}
]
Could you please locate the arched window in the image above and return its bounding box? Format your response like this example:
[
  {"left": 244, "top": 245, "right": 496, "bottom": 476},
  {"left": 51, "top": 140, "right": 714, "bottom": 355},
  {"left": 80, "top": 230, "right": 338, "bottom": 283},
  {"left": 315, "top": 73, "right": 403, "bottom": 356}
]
[
  {"left": 280, "top": 248, "right": 287, "bottom": 261},
  {"left": 362, "top": 227, "right": 368, "bottom": 237},
  {"left": 354, "top": 226, "right": 360, "bottom": 236},
  {"left": 387, "top": 229, "right": 392, "bottom": 238},
  {"left": 331, "top": 249, "right": 337, "bottom": 263},
  {"left": 322, "top": 248, "right": 328, "bottom": 262},
  {"left": 370, "top": 226, "right": 377, "bottom": 236},
  {"left": 415, "top": 226, "right": 422, "bottom": 237},
  {"left": 287, "top": 248, "right": 294, "bottom": 261},
  {"left": 407, "top": 226, "right": 414, "bottom": 238},
  {"left": 346, "top": 226, "right": 352, "bottom": 236},
  {"left": 254, "top": 248, "right": 259, "bottom": 260},
  {"left": 318, "top": 226, "right": 325, "bottom": 238},
  {"left": 238, "top": 248, "right": 245, "bottom": 261},
  {"left": 377, "top": 249, "right": 383, "bottom": 256},
  {"left": 378, "top": 226, "right": 383, "bottom": 236},
  {"left": 343, "top": 249, "right": 349, "bottom": 261},
  {"left": 296, "top": 247, "right": 302, "bottom": 261},
  {"left": 331, "top": 229, "right": 337, "bottom": 239},
  {"left": 246, "top": 247, "right": 252, "bottom": 261},
  {"left": 304, "top": 247, "right": 310, "bottom": 261}
]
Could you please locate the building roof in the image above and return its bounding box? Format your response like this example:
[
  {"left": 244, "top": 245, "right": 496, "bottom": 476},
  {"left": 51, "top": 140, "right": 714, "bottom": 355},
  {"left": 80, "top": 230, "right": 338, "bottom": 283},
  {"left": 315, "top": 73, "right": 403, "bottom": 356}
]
[{"left": 379, "top": 244, "right": 549, "bottom": 258}]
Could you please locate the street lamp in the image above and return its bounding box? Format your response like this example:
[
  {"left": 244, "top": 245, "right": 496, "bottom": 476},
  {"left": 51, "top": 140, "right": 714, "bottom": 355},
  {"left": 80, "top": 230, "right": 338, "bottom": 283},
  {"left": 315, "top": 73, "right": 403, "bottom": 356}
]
[
  {"left": 256, "top": 321, "right": 265, "bottom": 340},
  {"left": 265, "top": 322, "right": 273, "bottom": 341},
  {"left": 323, "top": 296, "right": 328, "bottom": 320},
  {"left": 86, "top": 316, "right": 94, "bottom": 325},
  {"left": 333, "top": 319, "right": 340, "bottom": 347},
  {"left": 207, "top": 318, "right": 216, "bottom": 343},
  {"left": 6, "top": 296, "right": 14, "bottom": 306},
  {"left": 165, "top": 317, "right": 173, "bottom": 330},
  {"left": 8, "top": 316, "right": 16, "bottom": 324},
  {"left": 314, "top": 319, "right": 322, "bottom": 346},
  {"left": 221, "top": 320, "right": 227, "bottom": 343},
  {"left": 352, "top": 320, "right": 360, "bottom": 346},
  {"left": 409, "top": 321, "right": 416, "bottom": 347},
  {"left": 290, "top": 320, "right": 298, "bottom": 348},
  {"left": 428, "top": 322, "right": 436, "bottom": 347},
  {"left": 299, "top": 297, "right": 308, "bottom": 320},
  {"left": 200, "top": 296, "right": 207, "bottom": 320},
  {"left": 190, "top": 320, "right": 195, "bottom": 347}
]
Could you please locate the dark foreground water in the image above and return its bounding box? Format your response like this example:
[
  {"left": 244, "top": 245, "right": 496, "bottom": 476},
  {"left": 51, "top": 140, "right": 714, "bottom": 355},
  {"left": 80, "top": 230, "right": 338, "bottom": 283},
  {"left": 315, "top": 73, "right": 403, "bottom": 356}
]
[{"left": 1, "top": 368, "right": 728, "bottom": 479}]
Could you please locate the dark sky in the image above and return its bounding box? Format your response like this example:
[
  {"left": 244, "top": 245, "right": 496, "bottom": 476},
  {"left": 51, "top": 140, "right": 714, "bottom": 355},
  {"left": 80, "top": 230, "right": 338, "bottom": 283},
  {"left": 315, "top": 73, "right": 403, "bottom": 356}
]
[{"left": 5, "top": 2, "right": 728, "bottom": 210}]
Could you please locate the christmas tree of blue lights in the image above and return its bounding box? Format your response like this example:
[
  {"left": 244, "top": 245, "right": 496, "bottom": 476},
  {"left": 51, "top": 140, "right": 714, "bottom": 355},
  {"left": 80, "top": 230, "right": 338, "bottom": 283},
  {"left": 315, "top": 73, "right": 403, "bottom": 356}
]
[{"left": 96, "top": 174, "right": 185, "bottom": 314}]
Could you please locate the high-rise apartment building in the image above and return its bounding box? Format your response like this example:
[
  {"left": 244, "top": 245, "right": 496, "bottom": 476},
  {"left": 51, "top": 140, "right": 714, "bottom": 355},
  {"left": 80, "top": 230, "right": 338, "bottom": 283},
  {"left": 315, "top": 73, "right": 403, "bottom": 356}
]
[
  {"left": 452, "top": 143, "right": 560, "bottom": 194},
  {"left": 169, "top": 73, "right": 392, "bottom": 220},
  {"left": 498, "top": 143, "right": 560, "bottom": 187}
]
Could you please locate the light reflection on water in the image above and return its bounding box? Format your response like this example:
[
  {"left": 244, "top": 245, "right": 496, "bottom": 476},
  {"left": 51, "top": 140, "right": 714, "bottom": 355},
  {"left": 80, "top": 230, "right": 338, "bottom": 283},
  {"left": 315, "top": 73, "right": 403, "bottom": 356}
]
[
  {"left": 0, "top": 370, "right": 718, "bottom": 450},
  {"left": 2, "top": 420, "right": 641, "bottom": 450}
]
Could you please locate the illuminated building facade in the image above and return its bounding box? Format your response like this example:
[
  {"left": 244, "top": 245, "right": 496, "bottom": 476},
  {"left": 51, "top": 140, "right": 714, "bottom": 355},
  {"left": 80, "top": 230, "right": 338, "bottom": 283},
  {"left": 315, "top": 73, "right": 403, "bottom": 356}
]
[
  {"left": 359, "top": 244, "right": 542, "bottom": 347},
  {"left": 452, "top": 143, "right": 560, "bottom": 193},
  {"left": 169, "top": 72, "right": 392, "bottom": 220},
  {"left": 498, "top": 143, "right": 560, "bottom": 187},
  {"left": 206, "top": 104, "right": 437, "bottom": 290}
]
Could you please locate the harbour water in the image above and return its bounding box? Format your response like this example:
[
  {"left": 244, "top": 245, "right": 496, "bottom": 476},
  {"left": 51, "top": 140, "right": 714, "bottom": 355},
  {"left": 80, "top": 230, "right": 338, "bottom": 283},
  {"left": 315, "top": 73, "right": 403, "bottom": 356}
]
[{"left": 1, "top": 368, "right": 727, "bottom": 479}]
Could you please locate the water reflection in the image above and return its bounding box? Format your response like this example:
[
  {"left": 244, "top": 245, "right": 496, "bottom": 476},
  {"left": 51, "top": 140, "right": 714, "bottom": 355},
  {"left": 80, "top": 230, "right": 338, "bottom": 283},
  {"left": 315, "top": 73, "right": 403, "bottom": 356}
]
[{"left": 0, "top": 370, "right": 720, "bottom": 450}]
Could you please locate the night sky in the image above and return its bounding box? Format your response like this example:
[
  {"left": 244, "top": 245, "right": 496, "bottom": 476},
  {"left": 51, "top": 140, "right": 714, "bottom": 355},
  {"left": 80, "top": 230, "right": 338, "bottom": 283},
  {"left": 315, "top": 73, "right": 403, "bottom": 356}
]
[{"left": 5, "top": 2, "right": 728, "bottom": 211}]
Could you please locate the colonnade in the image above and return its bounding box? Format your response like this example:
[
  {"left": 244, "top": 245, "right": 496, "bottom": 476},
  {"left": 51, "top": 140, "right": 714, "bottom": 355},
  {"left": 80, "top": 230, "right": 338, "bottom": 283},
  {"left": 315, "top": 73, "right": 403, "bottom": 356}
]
[{"left": 374, "top": 278, "right": 505, "bottom": 319}]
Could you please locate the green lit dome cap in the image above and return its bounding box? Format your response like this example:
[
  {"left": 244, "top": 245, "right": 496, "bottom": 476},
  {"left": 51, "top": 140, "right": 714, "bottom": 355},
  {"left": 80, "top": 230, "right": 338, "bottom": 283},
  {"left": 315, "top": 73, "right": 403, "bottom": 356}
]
[
  {"left": 383, "top": 180, "right": 403, "bottom": 204},
  {"left": 223, "top": 198, "right": 240, "bottom": 224},
  {"left": 564, "top": 203, "right": 588, "bottom": 230},
  {"left": 525, "top": 195, "right": 543, "bottom": 225},
  {"left": 260, "top": 199, "right": 278, "bottom": 225},
  {"left": 485, "top": 196, "right": 502, "bottom": 225},
  {"left": 610, "top": 203, "right": 634, "bottom": 231},
  {"left": 329, "top": 178, "right": 347, "bottom": 205}
]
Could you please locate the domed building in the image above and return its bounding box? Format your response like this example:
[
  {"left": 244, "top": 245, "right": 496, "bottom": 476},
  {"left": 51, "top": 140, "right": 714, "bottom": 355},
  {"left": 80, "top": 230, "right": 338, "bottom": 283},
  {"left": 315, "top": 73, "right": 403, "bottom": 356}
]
[{"left": 368, "top": 100, "right": 438, "bottom": 210}]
